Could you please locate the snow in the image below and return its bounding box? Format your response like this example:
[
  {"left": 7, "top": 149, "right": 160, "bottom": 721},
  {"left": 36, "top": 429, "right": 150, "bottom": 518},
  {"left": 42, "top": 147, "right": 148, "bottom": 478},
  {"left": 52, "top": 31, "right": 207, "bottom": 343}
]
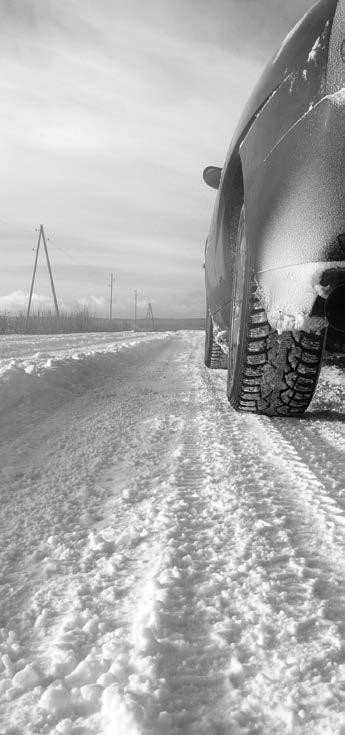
[
  {"left": 301, "top": 20, "right": 330, "bottom": 81},
  {"left": 307, "top": 35, "right": 322, "bottom": 64},
  {"left": 0, "top": 331, "right": 344, "bottom": 733},
  {"left": 327, "top": 86, "right": 345, "bottom": 106},
  {"left": 0, "top": 331, "right": 170, "bottom": 438},
  {"left": 39, "top": 685, "right": 72, "bottom": 717},
  {"left": 0, "top": 332, "right": 173, "bottom": 391},
  {"left": 268, "top": 311, "right": 325, "bottom": 335},
  {"left": 256, "top": 261, "right": 345, "bottom": 335},
  {"left": 211, "top": 320, "right": 229, "bottom": 354}
]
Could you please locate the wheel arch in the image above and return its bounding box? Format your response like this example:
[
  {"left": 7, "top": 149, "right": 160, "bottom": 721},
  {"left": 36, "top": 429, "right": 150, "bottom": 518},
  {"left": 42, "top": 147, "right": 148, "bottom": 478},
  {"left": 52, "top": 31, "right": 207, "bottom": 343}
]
[
  {"left": 222, "top": 151, "right": 244, "bottom": 258},
  {"left": 207, "top": 151, "right": 245, "bottom": 331}
]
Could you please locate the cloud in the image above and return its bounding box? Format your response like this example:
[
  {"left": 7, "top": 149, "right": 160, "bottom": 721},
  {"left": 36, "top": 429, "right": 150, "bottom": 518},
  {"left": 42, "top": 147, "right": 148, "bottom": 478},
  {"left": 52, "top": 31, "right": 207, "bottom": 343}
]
[
  {"left": 0, "top": 290, "right": 109, "bottom": 316},
  {"left": 0, "top": 0, "right": 315, "bottom": 61},
  {"left": 76, "top": 295, "right": 106, "bottom": 311},
  {"left": 0, "top": 290, "right": 53, "bottom": 313}
]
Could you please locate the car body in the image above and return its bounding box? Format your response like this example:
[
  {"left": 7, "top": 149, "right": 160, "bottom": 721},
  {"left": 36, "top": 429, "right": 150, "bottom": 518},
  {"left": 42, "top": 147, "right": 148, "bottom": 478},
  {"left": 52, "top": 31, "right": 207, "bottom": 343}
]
[{"left": 204, "top": 0, "right": 345, "bottom": 355}]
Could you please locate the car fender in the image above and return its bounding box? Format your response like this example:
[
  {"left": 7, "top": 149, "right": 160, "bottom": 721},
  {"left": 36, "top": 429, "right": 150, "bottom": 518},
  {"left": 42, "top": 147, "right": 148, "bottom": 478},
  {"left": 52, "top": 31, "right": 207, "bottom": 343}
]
[
  {"left": 206, "top": 0, "right": 344, "bottom": 332},
  {"left": 205, "top": 0, "right": 337, "bottom": 327},
  {"left": 239, "top": 0, "right": 345, "bottom": 331}
]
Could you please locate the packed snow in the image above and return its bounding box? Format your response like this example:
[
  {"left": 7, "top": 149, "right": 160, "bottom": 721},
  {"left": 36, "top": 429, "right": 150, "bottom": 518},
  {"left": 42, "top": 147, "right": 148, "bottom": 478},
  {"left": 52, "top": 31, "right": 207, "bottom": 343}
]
[{"left": 0, "top": 331, "right": 344, "bottom": 734}]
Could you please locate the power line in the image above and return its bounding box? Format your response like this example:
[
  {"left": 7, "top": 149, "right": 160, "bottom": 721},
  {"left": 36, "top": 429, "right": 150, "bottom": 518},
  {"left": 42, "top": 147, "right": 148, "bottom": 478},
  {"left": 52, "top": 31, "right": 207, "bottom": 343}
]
[{"left": 49, "top": 239, "right": 78, "bottom": 264}]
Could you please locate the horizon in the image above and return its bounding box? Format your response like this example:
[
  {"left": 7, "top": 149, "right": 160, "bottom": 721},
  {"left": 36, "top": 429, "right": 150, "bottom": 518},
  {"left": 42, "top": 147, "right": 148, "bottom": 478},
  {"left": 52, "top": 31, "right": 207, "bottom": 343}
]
[{"left": 0, "top": 306, "right": 206, "bottom": 321}]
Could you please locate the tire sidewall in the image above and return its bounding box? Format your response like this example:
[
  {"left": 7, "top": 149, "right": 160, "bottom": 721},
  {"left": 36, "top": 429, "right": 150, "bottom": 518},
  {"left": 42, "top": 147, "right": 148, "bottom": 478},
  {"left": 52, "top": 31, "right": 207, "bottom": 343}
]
[
  {"left": 204, "top": 306, "right": 213, "bottom": 367},
  {"left": 227, "top": 207, "right": 252, "bottom": 407}
]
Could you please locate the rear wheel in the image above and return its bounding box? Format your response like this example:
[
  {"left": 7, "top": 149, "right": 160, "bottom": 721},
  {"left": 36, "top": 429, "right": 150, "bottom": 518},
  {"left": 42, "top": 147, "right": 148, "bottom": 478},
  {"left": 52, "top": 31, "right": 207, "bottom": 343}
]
[
  {"left": 227, "top": 207, "right": 325, "bottom": 416},
  {"left": 205, "top": 308, "right": 227, "bottom": 369}
]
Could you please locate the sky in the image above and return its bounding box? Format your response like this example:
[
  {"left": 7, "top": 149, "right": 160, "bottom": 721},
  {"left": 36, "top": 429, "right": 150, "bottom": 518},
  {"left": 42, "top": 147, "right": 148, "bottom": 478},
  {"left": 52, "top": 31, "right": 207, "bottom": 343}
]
[{"left": 0, "top": 0, "right": 316, "bottom": 318}]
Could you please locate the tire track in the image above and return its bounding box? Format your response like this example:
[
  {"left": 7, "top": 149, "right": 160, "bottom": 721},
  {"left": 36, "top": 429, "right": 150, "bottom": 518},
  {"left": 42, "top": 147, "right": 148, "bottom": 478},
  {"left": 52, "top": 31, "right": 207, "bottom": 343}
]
[
  {"left": 113, "top": 353, "right": 344, "bottom": 734},
  {"left": 0, "top": 337, "right": 196, "bottom": 735},
  {"left": 203, "top": 364, "right": 345, "bottom": 732}
]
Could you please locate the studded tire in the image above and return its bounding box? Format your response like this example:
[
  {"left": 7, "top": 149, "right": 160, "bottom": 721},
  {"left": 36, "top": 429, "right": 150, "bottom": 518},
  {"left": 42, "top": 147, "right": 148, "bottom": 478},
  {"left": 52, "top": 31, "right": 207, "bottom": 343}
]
[
  {"left": 204, "top": 308, "right": 227, "bottom": 369},
  {"left": 227, "top": 207, "right": 325, "bottom": 416}
]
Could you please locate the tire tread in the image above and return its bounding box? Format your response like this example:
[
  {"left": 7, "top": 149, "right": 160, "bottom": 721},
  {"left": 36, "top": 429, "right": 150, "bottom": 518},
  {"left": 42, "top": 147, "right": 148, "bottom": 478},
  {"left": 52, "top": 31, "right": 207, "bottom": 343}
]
[{"left": 231, "top": 288, "right": 325, "bottom": 416}]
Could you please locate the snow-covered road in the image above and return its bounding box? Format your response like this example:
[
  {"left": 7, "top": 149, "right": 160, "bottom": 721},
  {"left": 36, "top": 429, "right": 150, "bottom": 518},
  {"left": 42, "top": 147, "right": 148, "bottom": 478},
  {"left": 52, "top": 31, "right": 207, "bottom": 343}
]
[{"left": 0, "top": 331, "right": 344, "bottom": 735}]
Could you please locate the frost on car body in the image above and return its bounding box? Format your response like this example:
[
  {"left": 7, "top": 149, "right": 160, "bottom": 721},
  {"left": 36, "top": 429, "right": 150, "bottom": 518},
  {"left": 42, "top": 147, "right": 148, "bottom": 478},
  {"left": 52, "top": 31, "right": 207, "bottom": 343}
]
[{"left": 204, "top": 0, "right": 345, "bottom": 415}]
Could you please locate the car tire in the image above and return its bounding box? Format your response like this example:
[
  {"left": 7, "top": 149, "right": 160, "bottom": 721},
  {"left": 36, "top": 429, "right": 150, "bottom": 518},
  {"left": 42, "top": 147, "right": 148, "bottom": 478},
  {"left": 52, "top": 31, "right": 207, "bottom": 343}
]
[
  {"left": 227, "top": 206, "right": 325, "bottom": 416},
  {"left": 205, "top": 308, "right": 227, "bottom": 369}
]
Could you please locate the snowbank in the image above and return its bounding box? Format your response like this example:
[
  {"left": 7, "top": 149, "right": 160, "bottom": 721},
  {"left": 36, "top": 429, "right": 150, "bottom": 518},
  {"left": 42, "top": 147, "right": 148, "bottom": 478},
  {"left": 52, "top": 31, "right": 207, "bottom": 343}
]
[{"left": 0, "top": 332, "right": 170, "bottom": 420}]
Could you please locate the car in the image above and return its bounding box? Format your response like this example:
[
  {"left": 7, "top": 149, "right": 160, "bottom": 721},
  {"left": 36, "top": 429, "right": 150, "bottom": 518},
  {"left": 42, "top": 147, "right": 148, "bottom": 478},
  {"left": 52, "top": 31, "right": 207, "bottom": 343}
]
[{"left": 204, "top": 0, "right": 345, "bottom": 416}]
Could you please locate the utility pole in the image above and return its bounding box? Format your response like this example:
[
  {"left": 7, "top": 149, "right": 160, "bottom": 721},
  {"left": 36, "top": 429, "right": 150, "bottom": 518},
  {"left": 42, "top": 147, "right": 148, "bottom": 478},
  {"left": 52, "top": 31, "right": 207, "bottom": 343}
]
[
  {"left": 109, "top": 273, "right": 114, "bottom": 319},
  {"left": 41, "top": 226, "right": 59, "bottom": 317},
  {"left": 134, "top": 289, "right": 138, "bottom": 329},
  {"left": 144, "top": 302, "right": 155, "bottom": 331},
  {"left": 26, "top": 228, "right": 41, "bottom": 321},
  {"left": 27, "top": 225, "right": 59, "bottom": 322}
]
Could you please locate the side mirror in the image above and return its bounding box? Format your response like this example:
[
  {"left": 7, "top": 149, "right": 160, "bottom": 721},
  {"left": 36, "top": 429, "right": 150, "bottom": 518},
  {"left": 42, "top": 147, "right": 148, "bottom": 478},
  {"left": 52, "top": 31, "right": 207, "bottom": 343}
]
[{"left": 203, "top": 166, "right": 222, "bottom": 190}]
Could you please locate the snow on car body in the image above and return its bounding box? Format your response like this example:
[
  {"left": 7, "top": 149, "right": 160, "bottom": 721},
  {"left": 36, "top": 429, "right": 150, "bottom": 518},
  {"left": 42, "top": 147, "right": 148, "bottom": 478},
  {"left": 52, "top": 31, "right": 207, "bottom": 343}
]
[{"left": 204, "top": 0, "right": 345, "bottom": 416}]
